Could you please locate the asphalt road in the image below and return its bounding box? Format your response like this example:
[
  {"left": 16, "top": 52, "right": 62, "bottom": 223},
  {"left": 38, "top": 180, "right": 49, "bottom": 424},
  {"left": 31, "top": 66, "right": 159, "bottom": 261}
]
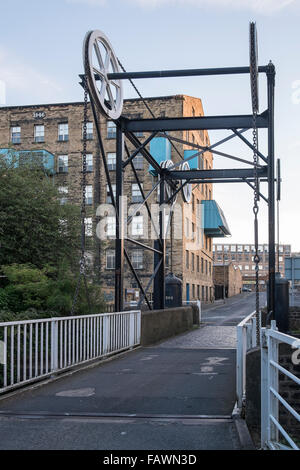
[{"left": 0, "top": 293, "right": 258, "bottom": 450}]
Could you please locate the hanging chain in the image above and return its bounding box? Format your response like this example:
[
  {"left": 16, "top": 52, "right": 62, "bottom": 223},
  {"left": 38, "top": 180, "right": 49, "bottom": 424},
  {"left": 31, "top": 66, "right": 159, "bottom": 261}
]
[
  {"left": 71, "top": 65, "right": 90, "bottom": 315},
  {"left": 250, "top": 24, "right": 261, "bottom": 346}
]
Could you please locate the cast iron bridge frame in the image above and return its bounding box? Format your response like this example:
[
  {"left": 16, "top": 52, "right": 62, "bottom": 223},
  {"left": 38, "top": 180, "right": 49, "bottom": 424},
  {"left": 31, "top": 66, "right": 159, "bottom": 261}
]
[{"left": 81, "top": 62, "right": 276, "bottom": 320}]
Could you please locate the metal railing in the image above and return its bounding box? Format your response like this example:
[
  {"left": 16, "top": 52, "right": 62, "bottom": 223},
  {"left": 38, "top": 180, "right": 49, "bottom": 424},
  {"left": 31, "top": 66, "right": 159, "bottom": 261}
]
[
  {"left": 182, "top": 300, "right": 201, "bottom": 323},
  {"left": 261, "top": 321, "right": 300, "bottom": 450},
  {"left": 0, "top": 310, "right": 141, "bottom": 394},
  {"left": 236, "top": 310, "right": 258, "bottom": 408}
]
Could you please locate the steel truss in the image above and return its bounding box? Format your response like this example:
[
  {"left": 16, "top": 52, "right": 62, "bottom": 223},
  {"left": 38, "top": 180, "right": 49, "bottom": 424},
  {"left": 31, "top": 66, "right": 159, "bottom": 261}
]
[{"left": 81, "top": 55, "right": 277, "bottom": 322}]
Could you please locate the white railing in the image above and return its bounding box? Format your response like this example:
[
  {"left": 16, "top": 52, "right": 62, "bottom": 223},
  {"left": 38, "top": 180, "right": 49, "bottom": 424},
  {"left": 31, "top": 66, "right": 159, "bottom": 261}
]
[
  {"left": 236, "top": 311, "right": 258, "bottom": 408},
  {"left": 261, "top": 321, "right": 300, "bottom": 450},
  {"left": 182, "top": 300, "right": 201, "bottom": 323},
  {"left": 0, "top": 310, "right": 141, "bottom": 394}
]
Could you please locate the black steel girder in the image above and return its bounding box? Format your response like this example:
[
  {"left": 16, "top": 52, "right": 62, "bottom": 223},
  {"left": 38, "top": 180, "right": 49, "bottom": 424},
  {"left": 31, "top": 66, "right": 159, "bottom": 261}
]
[
  {"left": 164, "top": 167, "right": 268, "bottom": 181},
  {"left": 121, "top": 112, "right": 268, "bottom": 133}
]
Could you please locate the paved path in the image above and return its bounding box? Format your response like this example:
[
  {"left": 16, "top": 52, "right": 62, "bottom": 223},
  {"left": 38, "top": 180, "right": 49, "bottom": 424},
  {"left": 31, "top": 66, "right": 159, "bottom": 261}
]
[{"left": 0, "top": 294, "right": 258, "bottom": 450}]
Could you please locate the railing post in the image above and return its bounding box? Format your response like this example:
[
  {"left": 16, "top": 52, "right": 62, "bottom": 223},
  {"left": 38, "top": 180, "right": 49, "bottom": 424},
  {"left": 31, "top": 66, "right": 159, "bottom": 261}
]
[
  {"left": 137, "top": 310, "right": 141, "bottom": 345},
  {"left": 197, "top": 300, "right": 201, "bottom": 323},
  {"left": 269, "top": 320, "right": 279, "bottom": 444},
  {"left": 129, "top": 311, "right": 135, "bottom": 347},
  {"left": 236, "top": 324, "right": 243, "bottom": 408},
  {"left": 51, "top": 320, "right": 58, "bottom": 373},
  {"left": 261, "top": 327, "right": 269, "bottom": 449},
  {"left": 103, "top": 315, "right": 109, "bottom": 354},
  {"left": 252, "top": 317, "right": 257, "bottom": 348}
]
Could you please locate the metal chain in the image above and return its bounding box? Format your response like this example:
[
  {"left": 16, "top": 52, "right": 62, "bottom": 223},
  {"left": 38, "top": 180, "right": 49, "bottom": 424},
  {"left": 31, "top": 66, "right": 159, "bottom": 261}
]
[
  {"left": 71, "top": 66, "right": 90, "bottom": 315},
  {"left": 250, "top": 28, "right": 261, "bottom": 345}
]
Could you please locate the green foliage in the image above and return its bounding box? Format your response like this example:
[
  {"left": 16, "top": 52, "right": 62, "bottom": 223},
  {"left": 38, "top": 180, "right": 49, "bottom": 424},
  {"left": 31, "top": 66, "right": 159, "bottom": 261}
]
[
  {"left": 0, "top": 151, "right": 106, "bottom": 319},
  {"left": 0, "top": 151, "right": 80, "bottom": 269},
  {"left": 0, "top": 263, "right": 106, "bottom": 317}
]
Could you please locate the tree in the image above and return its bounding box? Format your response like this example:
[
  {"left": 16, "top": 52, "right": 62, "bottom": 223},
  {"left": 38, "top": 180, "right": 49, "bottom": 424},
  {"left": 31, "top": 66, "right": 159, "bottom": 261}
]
[{"left": 0, "top": 151, "right": 80, "bottom": 268}]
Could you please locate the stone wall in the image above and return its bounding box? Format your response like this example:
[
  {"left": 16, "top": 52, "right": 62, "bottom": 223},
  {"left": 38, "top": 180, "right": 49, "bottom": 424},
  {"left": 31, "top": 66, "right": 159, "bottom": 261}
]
[{"left": 140, "top": 305, "right": 194, "bottom": 346}]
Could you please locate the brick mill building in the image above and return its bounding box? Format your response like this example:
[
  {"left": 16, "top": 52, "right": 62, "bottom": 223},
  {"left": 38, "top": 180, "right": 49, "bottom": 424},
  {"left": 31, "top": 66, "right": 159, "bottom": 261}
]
[
  {"left": 0, "top": 95, "right": 230, "bottom": 305},
  {"left": 213, "top": 243, "right": 291, "bottom": 290}
]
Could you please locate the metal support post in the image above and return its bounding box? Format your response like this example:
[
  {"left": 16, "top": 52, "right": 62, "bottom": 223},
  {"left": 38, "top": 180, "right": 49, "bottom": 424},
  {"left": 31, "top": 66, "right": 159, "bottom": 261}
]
[
  {"left": 153, "top": 178, "right": 166, "bottom": 310},
  {"left": 267, "top": 63, "right": 276, "bottom": 321},
  {"left": 115, "top": 125, "right": 124, "bottom": 312}
]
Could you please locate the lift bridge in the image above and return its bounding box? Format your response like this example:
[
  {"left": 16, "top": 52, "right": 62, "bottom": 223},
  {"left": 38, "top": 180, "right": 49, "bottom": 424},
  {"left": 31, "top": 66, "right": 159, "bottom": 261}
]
[{"left": 76, "top": 23, "right": 279, "bottom": 335}]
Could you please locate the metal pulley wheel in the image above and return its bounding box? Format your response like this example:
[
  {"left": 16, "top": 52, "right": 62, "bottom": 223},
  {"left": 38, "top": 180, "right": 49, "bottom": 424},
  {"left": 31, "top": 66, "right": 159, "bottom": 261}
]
[
  {"left": 180, "top": 161, "right": 192, "bottom": 203},
  {"left": 83, "top": 30, "right": 123, "bottom": 119},
  {"left": 160, "top": 160, "right": 178, "bottom": 204},
  {"left": 249, "top": 22, "right": 259, "bottom": 114}
]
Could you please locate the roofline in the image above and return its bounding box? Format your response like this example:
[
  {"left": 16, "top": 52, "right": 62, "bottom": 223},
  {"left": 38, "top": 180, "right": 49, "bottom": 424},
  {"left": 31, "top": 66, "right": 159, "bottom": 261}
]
[{"left": 0, "top": 95, "right": 191, "bottom": 111}]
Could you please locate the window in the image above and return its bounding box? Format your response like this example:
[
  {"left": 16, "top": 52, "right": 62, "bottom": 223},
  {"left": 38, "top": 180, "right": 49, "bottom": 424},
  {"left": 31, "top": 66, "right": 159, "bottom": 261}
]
[
  {"left": 201, "top": 257, "right": 204, "bottom": 273},
  {"left": 106, "top": 184, "right": 116, "bottom": 203},
  {"left": 106, "top": 217, "right": 116, "bottom": 237},
  {"left": 192, "top": 284, "right": 195, "bottom": 298},
  {"left": 224, "top": 245, "right": 229, "bottom": 252},
  {"left": 197, "top": 285, "right": 200, "bottom": 299},
  {"left": 192, "top": 194, "right": 195, "bottom": 212},
  {"left": 244, "top": 245, "right": 250, "bottom": 252},
  {"left": 237, "top": 245, "right": 243, "bottom": 252},
  {"left": 34, "top": 125, "right": 44, "bottom": 142},
  {"left": 58, "top": 155, "right": 68, "bottom": 173},
  {"left": 85, "top": 217, "right": 93, "bottom": 236},
  {"left": 132, "top": 183, "right": 143, "bottom": 203},
  {"left": 106, "top": 249, "right": 115, "bottom": 269},
  {"left": 85, "top": 185, "right": 93, "bottom": 205},
  {"left": 133, "top": 153, "right": 144, "bottom": 170},
  {"left": 185, "top": 217, "right": 189, "bottom": 239},
  {"left": 85, "top": 154, "right": 93, "bottom": 172},
  {"left": 107, "top": 152, "right": 116, "bottom": 170},
  {"left": 245, "top": 265, "right": 250, "bottom": 270},
  {"left": 58, "top": 123, "right": 68, "bottom": 141},
  {"left": 197, "top": 255, "right": 200, "bottom": 272},
  {"left": 201, "top": 286, "right": 204, "bottom": 300},
  {"left": 209, "top": 262, "right": 211, "bottom": 275},
  {"left": 205, "top": 259, "right": 208, "bottom": 275},
  {"left": 186, "top": 250, "right": 189, "bottom": 269},
  {"left": 10, "top": 126, "right": 21, "bottom": 144},
  {"left": 58, "top": 186, "right": 68, "bottom": 205},
  {"left": 132, "top": 250, "right": 143, "bottom": 269},
  {"left": 191, "top": 253, "right": 195, "bottom": 271},
  {"left": 206, "top": 286, "right": 208, "bottom": 301},
  {"left": 83, "top": 121, "right": 93, "bottom": 140},
  {"left": 107, "top": 121, "right": 116, "bottom": 139},
  {"left": 132, "top": 215, "right": 143, "bottom": 236},
  {"left": 134, "top": 131, "right": 144, "bottom": 138},
  {"left": 192, "top": 222, "right": 195, "bottom": 240}
]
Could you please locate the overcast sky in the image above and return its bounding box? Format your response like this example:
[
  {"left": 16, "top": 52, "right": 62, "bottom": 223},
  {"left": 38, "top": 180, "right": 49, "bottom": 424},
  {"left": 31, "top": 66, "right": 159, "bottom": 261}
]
[{"left": 1, "top": 0, "right": 299, "bottom": 250}]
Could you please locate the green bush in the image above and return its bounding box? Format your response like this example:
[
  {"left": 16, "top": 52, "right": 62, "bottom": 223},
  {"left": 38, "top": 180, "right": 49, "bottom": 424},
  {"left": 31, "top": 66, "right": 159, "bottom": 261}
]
[{"left": 0, "top": 263, "right": 106, "bottom": 318}]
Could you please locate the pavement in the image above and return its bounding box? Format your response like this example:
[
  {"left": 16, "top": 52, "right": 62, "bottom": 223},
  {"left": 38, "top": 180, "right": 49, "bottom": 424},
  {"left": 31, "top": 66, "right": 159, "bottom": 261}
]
[{"left": 0, "top": 293, "right": 261, "bottom": 450}]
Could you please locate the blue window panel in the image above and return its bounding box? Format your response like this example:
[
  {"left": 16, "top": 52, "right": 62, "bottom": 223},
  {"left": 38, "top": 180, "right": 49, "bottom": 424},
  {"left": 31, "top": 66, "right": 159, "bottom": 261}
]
[
  {"left": 0, "top": 148, "right": 55, "bottom": 175},
  {"left": 148, "top": 137, "right": 171, "bottom": 175},
  {"left": 183, "top": 150, "right": 199, "bottom": 170},
  {"left": 201, "top": 200, "right": 231, "bottom": 238}
]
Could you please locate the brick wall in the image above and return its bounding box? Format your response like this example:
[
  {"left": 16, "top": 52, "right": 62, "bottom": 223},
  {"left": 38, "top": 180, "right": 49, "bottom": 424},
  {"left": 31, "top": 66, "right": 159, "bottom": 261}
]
[{"left": 0, "top": 95, "right": 215, "bottom": 303}]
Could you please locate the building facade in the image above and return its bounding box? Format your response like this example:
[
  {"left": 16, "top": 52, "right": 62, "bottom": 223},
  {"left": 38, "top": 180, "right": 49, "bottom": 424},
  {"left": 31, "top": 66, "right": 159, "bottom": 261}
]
[
  {"left": 213, "top": 243, "right": 291, "bottom": 289},
  {"left": 0, "top": 95, "right": 230, "bottom": 305},
  {"left": 213, "top": 263, "right": 243, "bottom": 299}
]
